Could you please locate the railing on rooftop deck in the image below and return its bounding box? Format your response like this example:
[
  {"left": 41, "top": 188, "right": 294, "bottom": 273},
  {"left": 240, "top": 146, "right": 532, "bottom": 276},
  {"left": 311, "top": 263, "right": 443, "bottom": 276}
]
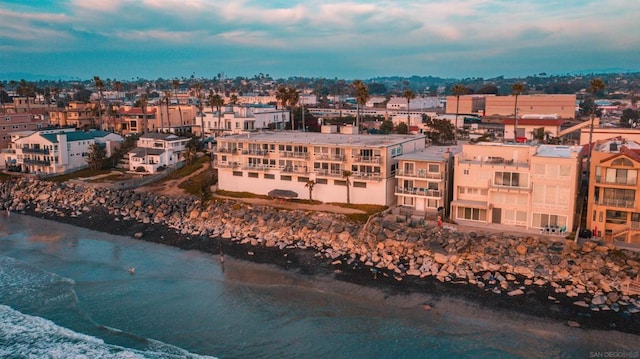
[{"left": 595, "top": 175, "right": 637, "bottom": 186}]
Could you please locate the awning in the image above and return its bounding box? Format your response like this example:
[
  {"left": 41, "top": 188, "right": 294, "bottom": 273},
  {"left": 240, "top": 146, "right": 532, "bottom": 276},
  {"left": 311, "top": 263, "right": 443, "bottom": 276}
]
[
  {"left": 450, "top": 199, "right": 489, "bottom": 209},
  {"left": 268, "top": 189, "right": 298, "bottom": 199}
]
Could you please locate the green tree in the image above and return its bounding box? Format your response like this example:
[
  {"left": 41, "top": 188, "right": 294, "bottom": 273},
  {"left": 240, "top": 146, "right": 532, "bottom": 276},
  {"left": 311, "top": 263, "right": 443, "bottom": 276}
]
[
  {"left": 182, "top": 138, "right": 199, "bottom": 166},
  {"left": 451, "top": 84, "right": 467, "bottom": 145},
  {"left": 342, "top": 170, "right": 352, "bottom": 204},
  {"left": 191, "top": 82, "right": 205, "bottom": 138},
  {"left": 621, "top": 108, "right": 639, "bottom": 127},
  {"left": 586, "top": 78, "right": 605, "bottom": 176},
  {"left": 305, "top": 180, "right": 316, "bottom": 201},
  {"left": 353, "top": 80, "right": 370, "bottom": 131},
  {"left": 402, "top": 88, "right": 416, "bottom": 124},
  {"left": 139, "top": 93, "right": 148, "bottom": 134},
  {"left": 424, "top": 117, "right": 455, "bottom": 144},
  {"left": 511, "top": 83, "right": 526, "bottom": 141},
  {"left": 396, "top": 122, "right": 409, "bottom": 134},
  {"left": 86, "top": 143, "right": 106, "bottom": 170},
  {"left": 209, "top": 91, "right": 225, "bottom": 134},
  {"left": 379, "top": 119, "right": 394, "bottom": 134}
]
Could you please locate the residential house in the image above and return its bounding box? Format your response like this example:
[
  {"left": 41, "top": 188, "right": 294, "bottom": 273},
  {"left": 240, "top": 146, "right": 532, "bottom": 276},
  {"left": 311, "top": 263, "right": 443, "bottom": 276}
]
[
  {"left": 215, "top": 129, "right": 426, "bottom": 205},
  {"left": 587, "top": 138, "right": 640, "bottom": 244},
  {"left": 452, "top": 143, "right": 582, "bottom": 232},
  {"left": 501, "top": 118, "right": 565, "bottom": 142},
  {"left": 49, "top": 101, "right": 95, "bottom": 128},
  {"left": 200, "top": 104, "right": 289, "bottom": 137},
  {"left": 127, "top": 133, "right": 190, "bottom": 173},
  {"left": 395, "top": 146, "right": 460, "bottom": 216},
  {"left": 116, "top": 107, "right": 157, "bottom": 135}
]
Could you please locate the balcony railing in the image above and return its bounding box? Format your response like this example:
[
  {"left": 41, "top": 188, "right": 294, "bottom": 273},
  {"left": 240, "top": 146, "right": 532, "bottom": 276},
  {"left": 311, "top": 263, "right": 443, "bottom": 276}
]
[
  {"left": 23, "top": 159, "right": 51, "bottom": 166},
  {"left": 281, "top": 151, "right": 309, "bottom": 159},
  {"left": 315, "top": 154, "right": 346, "bottom": 161},
  {"left": 352, "top": 155, "right": 381, "bottom": 164},
  {"left": 316, "top": 169, "right": 344, "bottom": 177},
  {"left": 395, "top": 187, "right": 442, "bottom": 198},
  {"left": 597, "top": 198, "right": 636, "bottom": 208},
  {"left": 396, "top": 169, "right": 444, "bottom": 180},
  {"left": 595, "top": 175, "right": 637, "bottom": 186},
  {"left": 352, "top": 172, "right": 382, "bottom": 181},
  {"left": 22, "top": 148, "right": 50, "bottom": 154},
  {"left": 217, "top": 161, "right": 240, "bottom": 168}
]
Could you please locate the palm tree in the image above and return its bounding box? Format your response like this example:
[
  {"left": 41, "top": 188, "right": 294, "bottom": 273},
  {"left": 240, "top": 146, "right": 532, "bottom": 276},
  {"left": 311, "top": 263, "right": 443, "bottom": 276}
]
[
  {"left": 191, "top": 82, "right": 205, "bottom": 138},
  {"left": 172, "top": 79, "right": 184, "bottom": 125},
  {"left": 276, "top": 86, "right": 293, "bottom": 130},
  {"left": 93, "top": 76, "right": 105, "bottom": 130},
  {"left": 162, "top": 90, "right": 172, "bottom": 132},
  {"left": 229, "top": 94, "right": 239, "bottom": 105},
  {"left": 511, "top": 83, "right": 526, "bottom": 142},
  {"left": 209, "top": 91, "right": 224, "bottom": 135},
  {"left": 139, "top": 94, "right": 148, "bottom": 134},
  {"left": 451, "top": 84, "right": 467, "bottom": 145},
  {"left": 353, "top": 80, "right": 370, "bottom": 131},
  {"left": 305, "top": 180, "right": 316, "bottom": 202},
  {"left": 342, "top": 170, "right": 352, "bottom": 204},
  {"left": 586, "top": 78, "right": 605, "bottom": 176},
  {"left": 17, "top": 79, "right": 32, "bottom": 112},
  {"left": 0, "top": 83, "right": 4, "bottom": 112},
  {"left": 113, "top": 81, "right": 123, "bottom": 106},
  {"left": 402, "top": 88, "right": 416, "bottom": 125},
  {"left": 288, "top": 87, "right": 299, "bottom": 131}
]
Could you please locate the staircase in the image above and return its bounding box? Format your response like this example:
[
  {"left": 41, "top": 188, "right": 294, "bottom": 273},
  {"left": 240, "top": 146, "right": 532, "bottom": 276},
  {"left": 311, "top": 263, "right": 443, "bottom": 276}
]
[{"left": 557, "top": 118, "right": 599, "bottom": 137}]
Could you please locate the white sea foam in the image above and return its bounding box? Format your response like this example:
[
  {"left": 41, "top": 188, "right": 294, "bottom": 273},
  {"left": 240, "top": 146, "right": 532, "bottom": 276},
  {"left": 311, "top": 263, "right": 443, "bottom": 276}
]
[{"left": 0, "top": 305, "right": 217, "bottom": 359}]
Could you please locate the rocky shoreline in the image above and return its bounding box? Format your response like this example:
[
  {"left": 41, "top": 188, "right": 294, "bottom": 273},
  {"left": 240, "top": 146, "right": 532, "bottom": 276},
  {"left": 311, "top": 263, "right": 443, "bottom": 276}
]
[{"left": 2, "top": 177, "right": 640, "bottom": 334}]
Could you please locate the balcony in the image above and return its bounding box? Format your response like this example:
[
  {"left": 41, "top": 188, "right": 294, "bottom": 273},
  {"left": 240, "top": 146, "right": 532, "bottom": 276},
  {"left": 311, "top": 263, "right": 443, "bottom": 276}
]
[
  {"left": 217, "top": 161, "right": 240, "bottom": 168},
  {"left": 595, "top": 175, "right": 637, "bottom": 186},
  {"left": 281, "top": 151, "right": 309, "bottom": 159},
  {"left": 316, "top": 169, "right": 344, "bottom": 177},
  {"left": 244, "top": 164, "right": 272, "bottom": 171},
  {"left": 281, "top": 165, "right": 308, "bottom": 174},
  {"left": 23, "top": 159, "right": 51, "bottom": 166},
  {"left": 396, "top": 169, "right": 444, "bottom": 180},
  {"left": 352, "top": 172, "right": 382, "bottom": 181},
  {"left": 395, "top": 187, "right": 443, "bottom": 198},
  {"left": 22, "top": 147, "right": 50, "bottom": 155},
  {"left": 315, "top": 154, "right": 345, "bottom": 161},
  {"left": 597, "top": 198, "right": 636, "bottom": 209},
  {"left": 352, "top": 155, "right": 381, "bottom": 164}
]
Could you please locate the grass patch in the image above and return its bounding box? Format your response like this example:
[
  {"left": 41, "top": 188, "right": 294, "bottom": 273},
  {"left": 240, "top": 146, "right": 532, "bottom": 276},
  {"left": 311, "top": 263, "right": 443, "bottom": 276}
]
[
  {"left": 215, "top": 190, "right": 272, "bottom": 200},
  {"left": 178, "top": 171, "right": 217, "bottom": 197},
  {"left": 164, "top": 156, "right": 210, "bottom": 181},
  {"left": 328, "top": 203, "right": 387, "bottom": 223},
  {"left": 46, "top": 168, "right": 113, "bottom": 183}
]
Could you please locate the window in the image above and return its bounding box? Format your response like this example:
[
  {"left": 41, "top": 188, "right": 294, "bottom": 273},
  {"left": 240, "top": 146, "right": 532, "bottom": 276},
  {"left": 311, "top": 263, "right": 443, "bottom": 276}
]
[
  {"left": 353, "top": 182, "right": 366, "bottom": 188},
  {"left": 248, "top": 172, "right": 259, "bottom": 178},
  {"left": 315, "top": 178, "right": 328, "bottom": 184},
  {"left": 232, "top": 171, "right": 243, "bottom": 177},
  {"left": 281, "top": 175, "right": 292, "bottom": 181},
  {"left": 298, "top": 176, "right": 309, "bottom": 182},
  {"left": 494, "top": 171, "right": 527, "bottom": 188},
  {"left": 457, "top": 207, "right": 486, "bottom": 221},
  {"left": 264, "top": 174, "right": 275, "bottom": 180},
  {"left": 606, "top": 210, "right": 627, "bottom": 224},
  {"left": 463, "top": 169, "right": 469, "bottom": 175},
  {"left": 428, "top": 164, "right": 439, "bottom": 173},
  {"left": 334, "top": 180, "right": 347, "bottom": 186}
]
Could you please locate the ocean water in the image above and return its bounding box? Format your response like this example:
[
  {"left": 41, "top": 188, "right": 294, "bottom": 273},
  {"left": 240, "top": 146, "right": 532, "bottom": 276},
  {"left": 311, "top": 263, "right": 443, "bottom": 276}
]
[{"left": 0, "top": 214, "right": 637, "bottom": 358}]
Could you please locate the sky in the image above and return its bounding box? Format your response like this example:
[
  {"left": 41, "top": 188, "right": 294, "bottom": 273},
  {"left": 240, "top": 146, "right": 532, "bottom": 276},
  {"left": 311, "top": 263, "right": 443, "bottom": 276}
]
[{"left": 1, "top": 0, "right": 639, "bottom": 81}]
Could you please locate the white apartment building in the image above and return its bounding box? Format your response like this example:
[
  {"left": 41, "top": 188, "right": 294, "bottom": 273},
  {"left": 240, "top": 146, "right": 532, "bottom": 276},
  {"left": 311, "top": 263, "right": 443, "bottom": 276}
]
[
  {"left": 387, "top": 96, "right": 442, "bottom": 110},
  {"left": 395, "top": 146, "right": 460, "bottom": 215},
  {"left": 199, "top": 105, "right": 289, "bottom": 136},
  {"left": 215, "top": 130, "right": 427, "bottom": 205},
  {"left": 13, "top": 128, "right": 123, "bottom": 175},
  {"left": 452, "top": 143, "right": 582, "bottom": 231},
  {"left": 127, "top": 133, "right": 190, "bottom": 173}
]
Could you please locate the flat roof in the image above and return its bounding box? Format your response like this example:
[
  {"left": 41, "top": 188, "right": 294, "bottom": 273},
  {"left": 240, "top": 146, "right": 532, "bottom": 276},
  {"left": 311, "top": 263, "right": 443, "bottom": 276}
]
[
  {"left": 396, "top": 145, "right": 461, "bottom": 162},
  {"left": 218, "top": 132, "right": 425, "bottom": 148},
  {"left": 535, "top": 145, "right": 581, "bottom": 158}
]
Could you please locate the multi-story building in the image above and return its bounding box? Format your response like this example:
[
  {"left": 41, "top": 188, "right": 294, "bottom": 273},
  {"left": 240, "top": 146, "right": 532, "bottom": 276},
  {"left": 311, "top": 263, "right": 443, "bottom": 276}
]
[
  {"left": 215, "top": 129, "right": 426, "bottom": 205},
  {"left": 200, "top": 105, "right": 289, "bottom": 136},
  {"left": 452, "top": 143, "right": 582, "bottom": 231},
  {"left": 0, "top": 113, "right": 49, "bottom": 149},
  {"left": 394, "top": 146, "right": 460, "bottom": 216},
  {"left": 127, "top": 133, "right": 190, "bottom": 173},
  {"left": 446, "top": 94, "right": 576, "bottom": 119},
  {"left": 49, "top": 101, "right": 95, "bottom": 128},
  {"left": 587, "top": 138, "right": 640, "bottom": 244},
  {"left": 116, "top": 107, "right": 157, "bottom": 134},
  {"left": 12, "top": 128, "right": 123, "bottom": 175}
]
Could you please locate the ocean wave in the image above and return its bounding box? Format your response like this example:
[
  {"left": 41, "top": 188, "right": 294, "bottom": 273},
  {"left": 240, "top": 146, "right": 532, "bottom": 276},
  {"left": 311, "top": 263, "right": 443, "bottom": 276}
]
[{"left": 0, "top": 305, "right": 216, "bottom": 359}]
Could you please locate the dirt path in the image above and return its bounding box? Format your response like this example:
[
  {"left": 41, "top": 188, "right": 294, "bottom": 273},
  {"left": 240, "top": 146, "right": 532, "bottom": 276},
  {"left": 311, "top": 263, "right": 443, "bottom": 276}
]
[{"left": 135, "top": 163, "right": 210, "bottom": 197}]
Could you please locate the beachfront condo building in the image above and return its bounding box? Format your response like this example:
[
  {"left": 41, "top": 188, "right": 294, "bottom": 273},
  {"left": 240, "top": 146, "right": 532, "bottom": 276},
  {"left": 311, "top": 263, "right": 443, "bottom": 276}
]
[
  {"left": 214, "top": 129, "right": 426, "bottom": 205},
  {"left": 586, "top": 138, "right": 640, "bottom": 244},
  {"left": 11, "top": 128, "right": 123, "bottom": 175},
  {"left": 452, "top": 143, "right": 582, "bottom": 232},
  {"left": 199, "top": 105, "right": 289, "bottom": 137},
  {"left": 49, "top": 101, "right": 95, "bottom": 129},
  {"left": 394, "top": 146, "right": 460, "bottom": 217}
]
